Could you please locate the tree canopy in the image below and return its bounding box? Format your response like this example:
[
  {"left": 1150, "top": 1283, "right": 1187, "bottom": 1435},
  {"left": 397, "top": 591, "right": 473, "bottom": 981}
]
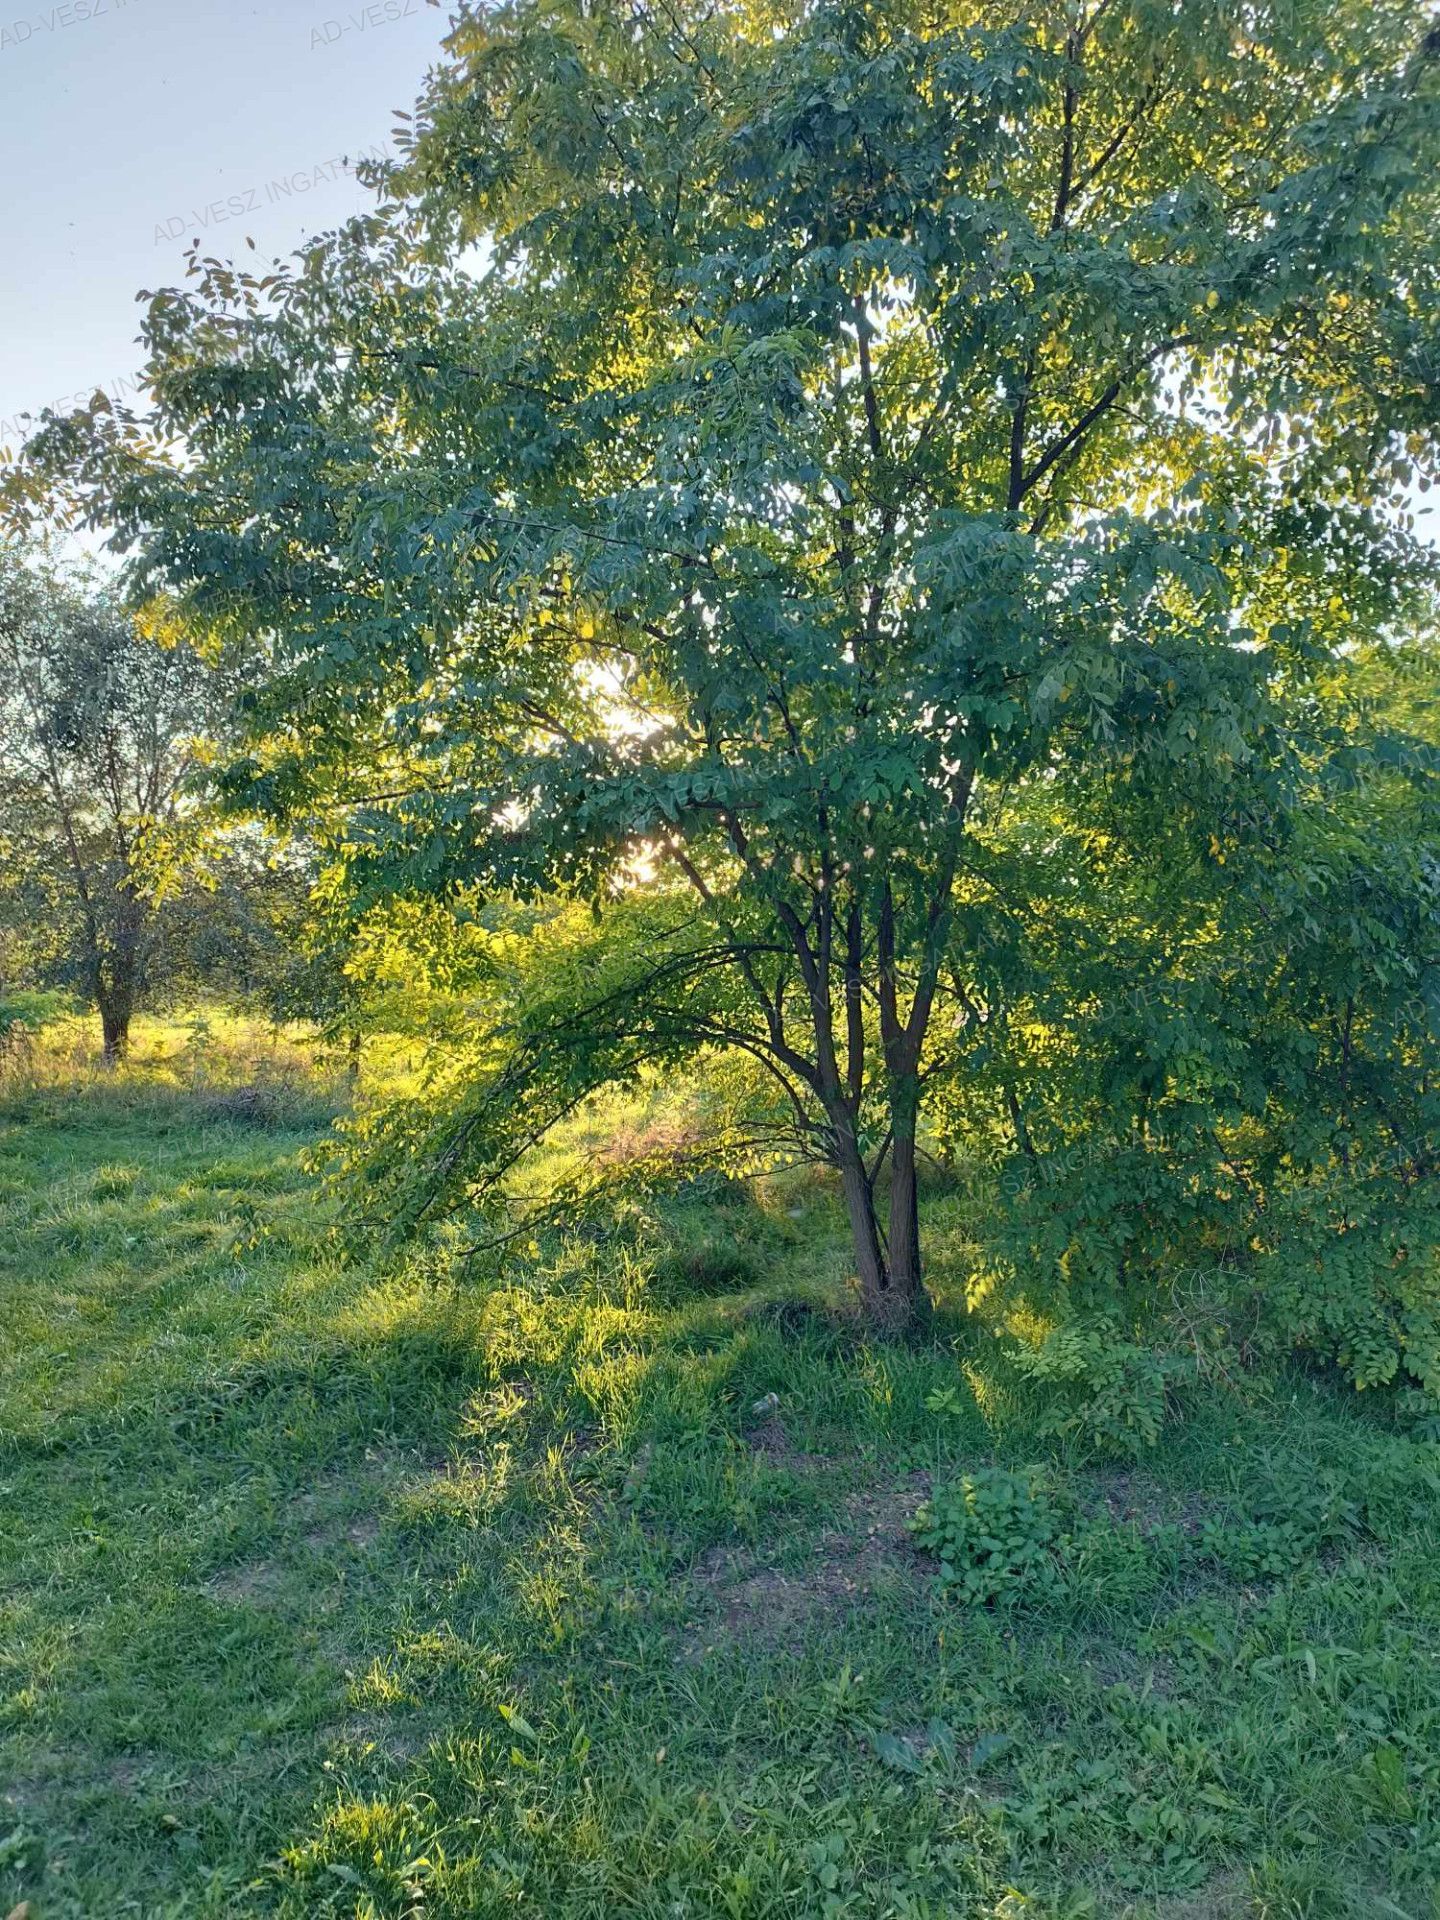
[{"left": 13, "top": 0, "right": 1440, "bottom": 1327}]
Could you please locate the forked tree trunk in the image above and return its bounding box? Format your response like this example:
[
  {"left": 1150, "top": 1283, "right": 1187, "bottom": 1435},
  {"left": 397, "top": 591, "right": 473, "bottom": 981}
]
[
  {"left": 837, "top": 1140, "right": 889, "bottom": 1310},
  {"left": 795, "top": 863, "right": 956, "bottom": 1333},
  {"left": 834, "top": 1111, "right": 929, "bottom": 1334}
]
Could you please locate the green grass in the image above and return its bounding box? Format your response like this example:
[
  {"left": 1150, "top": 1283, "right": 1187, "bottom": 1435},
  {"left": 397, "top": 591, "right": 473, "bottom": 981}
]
[{"left": 3, "top": 1049, "right": 1440, "bottom": 1917}]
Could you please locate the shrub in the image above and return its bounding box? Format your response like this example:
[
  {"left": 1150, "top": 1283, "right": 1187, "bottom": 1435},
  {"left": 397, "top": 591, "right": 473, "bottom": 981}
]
[
  {"left": 0, "top": 989, "right": 70, "bottom": 1046},
  {"left": 1253, "top": 1181, "right": 1440, "bottom": 1402}
]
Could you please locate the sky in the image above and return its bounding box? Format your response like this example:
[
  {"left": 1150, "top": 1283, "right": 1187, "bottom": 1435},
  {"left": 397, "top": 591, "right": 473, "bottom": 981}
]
[{"left": 0, "top": 0, "right": 452, "bottom": 448}]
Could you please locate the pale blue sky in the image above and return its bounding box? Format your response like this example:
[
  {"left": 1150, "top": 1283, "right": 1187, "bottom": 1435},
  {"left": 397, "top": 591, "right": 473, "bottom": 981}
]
[{"left": 0, "top": 0, "right": 451, "bottom": 446}]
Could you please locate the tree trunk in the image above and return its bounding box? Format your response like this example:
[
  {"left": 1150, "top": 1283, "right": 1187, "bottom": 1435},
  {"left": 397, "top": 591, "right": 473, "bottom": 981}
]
[
  {"left": 835, "top": 1121, "right": 927, "bottom": 1334},
  {"left": 837, "top": 1139, "right": 889, "bottom": 1315},
  {"left": 96, "top": 885, "right": 143, "bottom": 1067},
  {"left": 99, "top": 997, "right": 131, "bottom": 1065},
  {"left": 886, "top": 1087, "right": 926, "bottom": 1323}
]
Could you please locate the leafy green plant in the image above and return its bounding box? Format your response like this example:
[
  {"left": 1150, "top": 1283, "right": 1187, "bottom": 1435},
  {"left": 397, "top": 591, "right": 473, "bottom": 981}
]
[
  {"left": 1195, "top": 1515, "right": 1303, "bottom": 1583},
  {"left": 1253, "top": 1181, "right": 1440, "bottom": 1404},
  {"left": 909, "top": 1467, "right": 1063, "bottom": 1605},
  {"left": 1005, "top": 1319, "right": 1176, "bottom": 1455},
  {"left": 1198, "top": 1461, "right": 1368, "bottom": 1580}
]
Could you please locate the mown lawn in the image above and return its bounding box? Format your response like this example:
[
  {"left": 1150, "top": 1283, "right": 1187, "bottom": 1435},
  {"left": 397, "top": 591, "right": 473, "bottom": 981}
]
[{"left": 3, "top": 1046, "right": 1440, "bottom": 1917}]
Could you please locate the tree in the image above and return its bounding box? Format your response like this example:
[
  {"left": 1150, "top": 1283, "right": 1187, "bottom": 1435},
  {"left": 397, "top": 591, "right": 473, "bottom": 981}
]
[
  {"left": 0, "top": 550, "right": 208, "bottom": 1061},
  {"left": 15, "top": 0, "right": 1440, "bottom": 1323}
]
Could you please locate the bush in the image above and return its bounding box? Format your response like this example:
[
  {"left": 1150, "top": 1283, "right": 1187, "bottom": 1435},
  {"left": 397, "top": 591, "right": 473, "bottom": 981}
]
[
  {"left": 1253, "top": 1181, "right": 1440, "bottom": 1402},
  {"left": 970, "top": 1135, "right": 1440, "bottom": 1426}
]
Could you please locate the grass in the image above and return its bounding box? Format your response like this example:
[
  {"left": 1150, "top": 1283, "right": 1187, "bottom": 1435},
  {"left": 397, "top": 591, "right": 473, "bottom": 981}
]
[{"left": 3, "top": 1024, "right": 1440, "bottom": 1917}]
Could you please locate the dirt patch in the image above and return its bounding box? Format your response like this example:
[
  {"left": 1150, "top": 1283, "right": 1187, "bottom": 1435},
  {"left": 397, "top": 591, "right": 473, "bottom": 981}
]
[
  {"left": 1151, "top": 1873, "right": 1248, "bottom": 1919},
  {"left": 288, "top": 1455, "right": 402, "bottom": 1549},
  {"left": 2, "top": 1750, "right": 181, "bottom": 1827},
  {"left": 745, "top": 1409, "right": 830, "bottom": 1474},
  {"left": 842, "top": 1472, "right": 931, "bottom": 1541},
  {"left": 205, "top": 1558, "right": 286, "bottom": 1605},
  {"left": 682, "top": 1469, "right": 930, "bottom": 1658},
  {"left": 206, "top": 1502, "right": 382, "bottom": 1603},
  {"left": 322, "top": 1713, "right": 428, "bottom": 1767},
  {"left": 594, "top": 1116, "right": 705, "bottom": 1168},
  {"left": 1089, "top": 1468, "right": 1211, "bottom": 1537},
  {"left": 305, "top": 1514, "right": 381, "bottom": 1554},
  {"left": 0, "top": 1755, "right": 59, "bottom": 1819},
  {"left": 101, "top": 1755, "right": 150, "bottom": 1795}
]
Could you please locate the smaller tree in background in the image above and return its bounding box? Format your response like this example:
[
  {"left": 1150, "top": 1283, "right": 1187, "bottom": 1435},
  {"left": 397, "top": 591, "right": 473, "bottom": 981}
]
[{"left": 0, "top": 547, "right": 209, "bottom": 1061}]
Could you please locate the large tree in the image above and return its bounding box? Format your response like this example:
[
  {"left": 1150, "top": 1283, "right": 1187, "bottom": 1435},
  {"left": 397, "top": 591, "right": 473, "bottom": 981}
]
[
  {"left": 15, "top": 0, "right": 1440, "bottom": 1321},
  {"left": 0, "top": 551, "right": 209, "bottom": 1061}
]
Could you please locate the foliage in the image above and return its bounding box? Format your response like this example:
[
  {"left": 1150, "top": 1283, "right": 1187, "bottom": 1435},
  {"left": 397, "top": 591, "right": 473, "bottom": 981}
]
[
  {"left": 909, "top": 1466, "right": 1063, "bottom": 1604},
  {"left": 17, "top": 0, "right": 1440, "bottom": 1325},
  {"left": 942, "top": 627, "right": 1440, "bottom": 1402},
  {"left": 1253, "top": 1175, "right": 1440, "bottom": 1399},
  {"left": 1002, "top": 1318, "right": 1175, "bottom": 1455},
  {"left": 0, "top": 988, "right": 71, "bottom": 1062},
  {"left": 910, "top": 1427, "right": 1440, "bottom": 1624},
  {"left": 0, "top": 549, "right": 323, "bottom": 1064}
]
